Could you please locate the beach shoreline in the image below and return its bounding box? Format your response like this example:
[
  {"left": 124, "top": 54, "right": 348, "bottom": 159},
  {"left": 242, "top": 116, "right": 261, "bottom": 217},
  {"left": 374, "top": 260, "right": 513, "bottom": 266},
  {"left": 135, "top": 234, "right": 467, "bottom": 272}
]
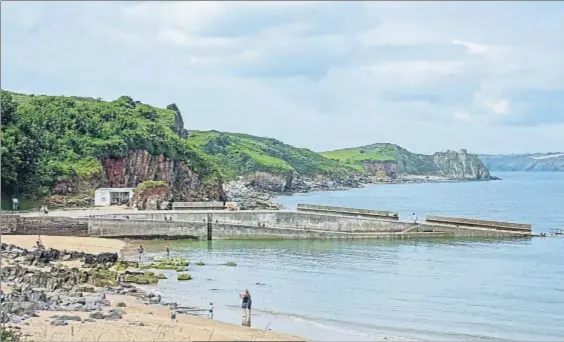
[{"left": 0, "top": 235, "right": 305, "bottom": 342}]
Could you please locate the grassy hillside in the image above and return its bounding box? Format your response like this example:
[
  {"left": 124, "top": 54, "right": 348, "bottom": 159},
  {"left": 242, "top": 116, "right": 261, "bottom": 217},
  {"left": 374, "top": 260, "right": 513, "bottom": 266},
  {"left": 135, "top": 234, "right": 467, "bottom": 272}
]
[
  {"left": 320, "top": 143, "right": 396, "bottom": 172},
  {"left": 321, "top": 143, "right": 437, "bottom": 174},
  {"left": 0, "top": 90, "right": 216, "bottom": 199},
  {"left": 322, "top": 143, "right": 488, "bottom": 178},
  {"left": 186, "top": 130, "right": 358, "bottom": 180}
]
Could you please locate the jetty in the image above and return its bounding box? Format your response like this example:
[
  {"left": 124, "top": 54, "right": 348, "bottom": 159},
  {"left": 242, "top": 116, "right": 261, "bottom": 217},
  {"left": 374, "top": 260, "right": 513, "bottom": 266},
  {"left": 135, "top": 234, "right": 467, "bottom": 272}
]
[{"left": 1, "top": 204, "right": 533, "bottom": 240}]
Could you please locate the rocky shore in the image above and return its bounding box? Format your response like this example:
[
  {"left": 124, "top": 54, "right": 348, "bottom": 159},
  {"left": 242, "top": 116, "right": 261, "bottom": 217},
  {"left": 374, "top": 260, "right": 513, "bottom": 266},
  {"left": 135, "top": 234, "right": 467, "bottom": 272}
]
[
  {"left": 224, "top": 172, "right": 498, "bottom": 210},
  {"left": 0, "top": 241, "right": 302, "bottom": 342}
]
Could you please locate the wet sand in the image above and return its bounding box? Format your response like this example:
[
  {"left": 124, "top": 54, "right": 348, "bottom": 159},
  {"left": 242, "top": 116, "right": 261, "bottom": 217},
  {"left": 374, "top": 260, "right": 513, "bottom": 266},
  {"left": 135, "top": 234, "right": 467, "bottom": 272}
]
[{"left": 21, "top": 294, "right": 303, "bottom": 342}]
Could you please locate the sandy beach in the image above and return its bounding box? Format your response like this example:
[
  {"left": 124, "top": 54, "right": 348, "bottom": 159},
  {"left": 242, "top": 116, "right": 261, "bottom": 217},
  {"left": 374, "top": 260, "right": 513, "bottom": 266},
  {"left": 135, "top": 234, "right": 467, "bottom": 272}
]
[
  {"left": 1, "top": 235, "right": 305, "bottom": 342},
  {"left": 20, "top": 294, "right": 304, "bottom": 342},
  {"left": 1, "top": 235, "right": 126, "bottom": 255}
]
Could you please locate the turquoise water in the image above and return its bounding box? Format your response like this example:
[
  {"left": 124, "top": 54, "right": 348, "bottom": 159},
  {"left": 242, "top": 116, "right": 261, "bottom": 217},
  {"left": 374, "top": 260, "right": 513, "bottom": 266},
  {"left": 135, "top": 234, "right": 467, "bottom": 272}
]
[{"left": 140, "top": 172, "right": 564, "bottom": 341}]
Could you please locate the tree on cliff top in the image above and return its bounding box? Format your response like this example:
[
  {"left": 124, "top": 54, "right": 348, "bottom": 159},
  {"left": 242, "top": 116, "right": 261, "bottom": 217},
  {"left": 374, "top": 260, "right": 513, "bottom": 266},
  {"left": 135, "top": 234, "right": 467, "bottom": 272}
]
[{"left": 0, "top": 91, "right": 218, "bottom": 199}]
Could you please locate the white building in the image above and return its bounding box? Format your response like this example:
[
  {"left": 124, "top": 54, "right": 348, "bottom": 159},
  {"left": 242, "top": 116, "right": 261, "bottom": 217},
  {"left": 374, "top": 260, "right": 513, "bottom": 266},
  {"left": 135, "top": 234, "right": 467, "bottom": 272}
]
[{"left": 94, "top": 188, "right": 134, "bottom": 207}]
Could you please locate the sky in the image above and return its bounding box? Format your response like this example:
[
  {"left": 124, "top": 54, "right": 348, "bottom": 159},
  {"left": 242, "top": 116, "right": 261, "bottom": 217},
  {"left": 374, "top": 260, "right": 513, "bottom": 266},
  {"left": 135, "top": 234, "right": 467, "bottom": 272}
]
[{"left": 1, "top": 1, "right": 563, "bottom": 154}]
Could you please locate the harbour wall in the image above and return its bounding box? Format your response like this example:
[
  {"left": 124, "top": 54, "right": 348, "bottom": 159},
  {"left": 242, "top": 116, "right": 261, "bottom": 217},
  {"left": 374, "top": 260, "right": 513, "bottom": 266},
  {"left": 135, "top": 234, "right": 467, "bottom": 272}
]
[
  {"left": 88, "top": 210, "right": 532, "bottom": 239},
  {"left": 0, "top": 215, "right": 89, "bottom": 236}
]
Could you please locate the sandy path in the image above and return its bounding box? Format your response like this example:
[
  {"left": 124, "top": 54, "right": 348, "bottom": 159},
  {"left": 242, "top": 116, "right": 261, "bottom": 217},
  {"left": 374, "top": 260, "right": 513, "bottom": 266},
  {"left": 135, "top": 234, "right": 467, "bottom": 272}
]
[
  {"left": 1, "top": 235, "right": 126, "bottom": 255},
  {"left": 20, "top": 294, "right": 304, "bottom": 342}
]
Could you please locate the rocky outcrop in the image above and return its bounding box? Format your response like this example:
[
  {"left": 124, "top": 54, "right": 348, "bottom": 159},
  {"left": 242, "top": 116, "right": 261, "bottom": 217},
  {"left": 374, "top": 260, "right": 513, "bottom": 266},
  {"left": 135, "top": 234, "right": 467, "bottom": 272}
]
[
  {"left": 0, "top": 242, "right": 209, "bottom": 327},
  {"left": 359, "top": 149, "right": 491, "bottom": 180},
  {"left": 0, "top": 243, "right": 118, "bottom": 267},
  {"left": 167, "top": 103, "right": 189, "bottom": 139},
  {"left": 102, "top": 150, "right": 175, "bottom": 188},
  {"left": 432, "top": 149, "right": 492, "bottom": 180},
  {"left": 223, "top": 180, "right": 280, "bottom": 210},
  {"left": 363, "top": 160, "right": 399, "bottom": 178},
  {"left": 223, "top": 171, "right": 366, "bottom": 209}
]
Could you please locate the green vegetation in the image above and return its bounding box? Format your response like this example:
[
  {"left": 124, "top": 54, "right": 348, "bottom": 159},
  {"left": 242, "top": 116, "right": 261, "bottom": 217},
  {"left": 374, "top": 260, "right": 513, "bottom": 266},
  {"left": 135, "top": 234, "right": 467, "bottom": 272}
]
[
  {"left": 321, "top": 143, "right": 398, "bottom": 172},
  {"left": 177, "top": 273, "right": 192, "bottom": 281},
  {"left": 323, "top": 144, "right": 491, "bottom": 178},
  {"left": 141, "top": 257, "right": 190, "bottom": 271},
  {"left": 123, "top": 272, "right": 160, "bottom": 284},
  {"left": 1, "top": 326, "right": 22, "bottom": 342},
  {"left": 195, "top": 261, "right": 205, "bottom": 266},
  {"left": 134, "top": 181, "right": 168, "bottom": 193},
  {"left": 88, "top": 268, "right": 119, "bottom": 287},
  {"left": 0, "top": 88, "right": 491, "bottom": 204},
  {"left": 187, "top": 130, "right": 358, "bottom": 181},
  {"left": 322, "top": 143, "right": 439, "bottom": 175},
  {"left": 0, "top": 90, "right": 218, "bottom": 200},
  {"left": 0, "top": 198, "right": 40, "bottom": 211},
  {"left": 114, "top": 260, "right": 140, "bottom": 271},
  {"left": 222, "top": 261, "right": 237, "bottom": 267}
]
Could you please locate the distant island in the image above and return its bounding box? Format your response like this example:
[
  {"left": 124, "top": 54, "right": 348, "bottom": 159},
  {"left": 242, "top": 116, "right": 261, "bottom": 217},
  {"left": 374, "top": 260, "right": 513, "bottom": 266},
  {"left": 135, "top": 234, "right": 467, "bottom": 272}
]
[
  {"left": 0, "top": 90, "right": 493, "bottom": 210},
  {"left": 479, "top": 153, "right": 564, "bottom": 172}
]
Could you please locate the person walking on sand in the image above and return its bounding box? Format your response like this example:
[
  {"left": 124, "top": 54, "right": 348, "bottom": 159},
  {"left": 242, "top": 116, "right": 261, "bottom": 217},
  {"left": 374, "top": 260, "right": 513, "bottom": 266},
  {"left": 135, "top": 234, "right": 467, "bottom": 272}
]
[
  {"left": 240, "top": 289, "right": 252, "bottom": 326},
  {"left": 137, "top": 245, "right": 144, "bottom": 262},
  {"left": 208, "top": 302, "right": 214, "bottom": 319},
  {"left": 165, "top": 243, "right": 170, "bottom": 258},
  {"left": 170, "top": 308, "right": 178, "bottom": 322}
]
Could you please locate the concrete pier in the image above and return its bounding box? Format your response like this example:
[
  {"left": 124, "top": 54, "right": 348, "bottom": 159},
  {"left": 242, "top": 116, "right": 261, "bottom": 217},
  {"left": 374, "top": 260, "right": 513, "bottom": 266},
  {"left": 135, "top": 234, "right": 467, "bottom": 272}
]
[{"left": 1, "top": 204, "right": 533, "bottom": 240}]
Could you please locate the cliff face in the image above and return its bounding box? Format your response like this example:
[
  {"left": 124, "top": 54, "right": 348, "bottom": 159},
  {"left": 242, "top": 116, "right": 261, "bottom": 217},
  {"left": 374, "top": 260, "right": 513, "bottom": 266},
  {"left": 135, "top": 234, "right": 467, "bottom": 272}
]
[
  {"left": 49, "top": 149, "right": 224, "bottom": 207},
  {"left": 322, "top": 144, "right": 492, "bottom": 181},
  {"left": 432, "top": 149, "right": 492, "bottom": 180},
  {"left": 167, "top": 103, "right": 189, "bottom": 139},
  {"left": 102, "top": 150, "right": 174, "bottom": 188},
  {"left": 364, "top": 160, "right": 399, "bottom": 178},
  {"left": 101, "top": 150, "right": 223, "bottom": 200}
]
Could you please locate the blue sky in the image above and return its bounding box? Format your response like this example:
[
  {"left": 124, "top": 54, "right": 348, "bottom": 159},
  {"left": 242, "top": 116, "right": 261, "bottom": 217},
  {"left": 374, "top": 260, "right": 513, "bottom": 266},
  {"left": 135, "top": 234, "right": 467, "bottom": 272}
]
[{"left": 2, "top": 1, "right": 563, "bottom": 154}]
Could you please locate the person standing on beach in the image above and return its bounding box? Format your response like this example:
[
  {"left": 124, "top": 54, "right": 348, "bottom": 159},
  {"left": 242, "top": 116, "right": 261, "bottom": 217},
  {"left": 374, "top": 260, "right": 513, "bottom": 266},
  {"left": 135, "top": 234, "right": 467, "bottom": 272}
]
[
  {"left": 165, "top": 243, "right": 170, "bottom": 258},
  {"left": 208, "top": 302, "right": 214, "bottom": 319},
  {"left": 36, "top": 235, "right": 44, "bottom": 250},
  {"left": 137, "top": 245, "right": 144, "bottom": 262},
  {"left": 170, "top": 307, "right": 178, "bottom": 322},
  {"left": 412, "top": 213, "right": 418, "bottom": 224},
  {"left": 240, "top": 289, "right": 252, "bottom": 326}
]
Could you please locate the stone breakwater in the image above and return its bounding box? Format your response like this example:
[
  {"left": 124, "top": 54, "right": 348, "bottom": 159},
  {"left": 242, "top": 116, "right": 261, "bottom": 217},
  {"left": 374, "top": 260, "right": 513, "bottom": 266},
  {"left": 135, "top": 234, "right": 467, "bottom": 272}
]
[{"left": 0, "top": 243, "right": 205, "bottom": 330}]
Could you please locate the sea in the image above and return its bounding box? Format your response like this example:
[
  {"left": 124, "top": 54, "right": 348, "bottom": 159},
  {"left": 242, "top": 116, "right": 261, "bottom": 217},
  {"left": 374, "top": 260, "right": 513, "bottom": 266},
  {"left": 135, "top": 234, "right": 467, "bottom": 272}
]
[{"left": 137, "top": 172, "right": 564, "bottom": 341}]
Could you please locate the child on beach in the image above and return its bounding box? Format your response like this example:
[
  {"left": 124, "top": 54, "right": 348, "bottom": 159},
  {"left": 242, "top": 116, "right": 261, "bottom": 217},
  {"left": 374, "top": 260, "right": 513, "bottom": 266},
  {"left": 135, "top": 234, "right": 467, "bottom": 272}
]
[
  {"left": 208, "top": 302, "right": 214, "bottom": 319},
  {"left": 170, "top": 308, "right": 178, "bottom": 322}
]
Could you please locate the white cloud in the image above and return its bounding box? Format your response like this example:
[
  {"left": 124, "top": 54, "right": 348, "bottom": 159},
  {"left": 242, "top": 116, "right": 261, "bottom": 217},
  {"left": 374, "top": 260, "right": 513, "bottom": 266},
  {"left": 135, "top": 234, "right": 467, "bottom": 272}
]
[
  {"left": 453, "top": 39, "right": 488, "bottom": 54},
  {"left": 490, "top": 99, "right": 511, "bottom": 116},
  {"left": 2, "top": 1, "right": 563, "bottom": 154},
  {"left": 454, "top": 110, "right": 472, "bottom": 123}
]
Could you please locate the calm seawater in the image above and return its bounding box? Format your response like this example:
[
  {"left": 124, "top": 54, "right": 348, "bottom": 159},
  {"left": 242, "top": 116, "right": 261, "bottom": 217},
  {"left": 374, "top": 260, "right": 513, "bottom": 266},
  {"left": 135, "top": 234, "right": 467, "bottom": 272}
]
[{"left": 139, "top": 172, "right": 564, "bottom": 341}]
